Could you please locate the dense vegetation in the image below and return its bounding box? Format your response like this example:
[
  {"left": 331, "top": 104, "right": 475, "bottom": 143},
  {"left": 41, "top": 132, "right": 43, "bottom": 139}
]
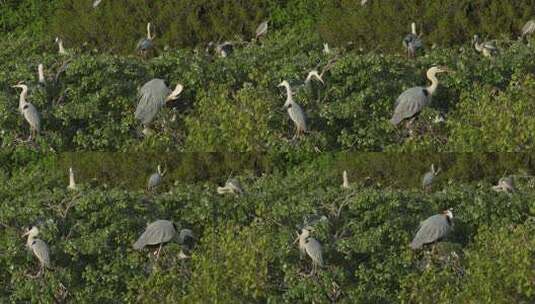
[
  {"left": 1, "top": 154, "right": 534, "bottom": 302},
  {"left": 1, "top": 1, "right": 535, "bottom": 303}
]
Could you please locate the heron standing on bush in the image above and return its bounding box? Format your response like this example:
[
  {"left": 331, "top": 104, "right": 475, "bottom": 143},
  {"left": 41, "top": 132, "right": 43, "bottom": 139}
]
[
  {"left": 12, "top": 83, "right": 41, "bottom": 140},
  {"left": 255, "top": 20, "right": 269, "bottom": 40},
  {"left": 68, "top": 167, "right": 77, "bottom": 190},
  {"left": 410, "top": 209, "right": 453, "bottom": 250},
  {"left": 296, "top": 226, "right": 323, "bottom": 276},
  {"left": 23, "top": 226, "right": 51, "bottom": 277},
  {"left": 134, "top": 220, "right": 193, "bottom": 259},
  {"left": 422, "top": 164, "right": 440, "bottom": 190},
  {"left": 279, "top": 80, "right": 307, "bottom": 139},
  {"left": 147, "top": 165, "right": 164, "bottom": 191},
  {"left": 390, "top": 66, "right": 450, "bottom": 128},
  {"left": 135, "top": 78, "right": 183, "bottom": 136},
  {"left": 403, "top": 22, "right": 423, "bottom": 58},
  {"left": 137, "top": 22, "right": 155, "bottom": 56}
]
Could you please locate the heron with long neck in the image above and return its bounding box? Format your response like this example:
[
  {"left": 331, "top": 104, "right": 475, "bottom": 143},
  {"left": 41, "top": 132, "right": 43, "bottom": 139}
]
[
  {"left": 278, "top": 80, "right": 307, "bottom": 139},
  {"left": 13, "top": 83, "right": 41, "bottom": 140},
  {"left": 22, "top": 226, "right": 51, "bottom": 277},
  {"left": 55, "top": 37, "right": 67, "bottom": 55},
  {"left": 68, "top": 167, "right": 77, "bottom": 190},
  {"left": 390, "top": 66, "right": 450, "bottom": 127},
  {"left": 137, "top": 22, "right": 155, "bottom": 56}
]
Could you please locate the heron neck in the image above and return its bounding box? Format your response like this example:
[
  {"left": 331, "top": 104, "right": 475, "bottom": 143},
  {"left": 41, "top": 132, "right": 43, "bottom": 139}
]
[
  {"left": 58, "top": 41, "right": 66, "bottom": 54},
  {"left": 426, "top": 72, "right": 439, "bottom": 95},
  {"left": 26, "top": 234, "right": 36, "bottom": 247},
  {"left": 19, "top": 88, "right": 28, "bottom": 107},
  {"left": 69, "top": 172, "right": 76, "bottom": 189},
  {"left": 147, "top": 25, "right": 152, "bottom": 40},
  {"left": 38, "top": 66, "right": 45, "bottom": 84},
  {"left": 284, "top": 85, "right": 293, "bottom": 104}
]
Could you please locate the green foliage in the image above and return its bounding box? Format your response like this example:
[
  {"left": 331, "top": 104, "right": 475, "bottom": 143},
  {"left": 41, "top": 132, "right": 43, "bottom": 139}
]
[{"left": 318, "top": 1, "right": 535, "bottom": 53}]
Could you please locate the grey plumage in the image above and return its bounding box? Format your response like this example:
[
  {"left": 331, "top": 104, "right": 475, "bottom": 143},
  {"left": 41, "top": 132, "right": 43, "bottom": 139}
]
[
  {"left": 298, "top": 227, "right": 323, "bottom": 275},
  {"left": 278, "top": 80, "right": 307, "bottom": 138},
  {"left": 137, "top": 22, "right": 155, "bottom": 55},
  {"left": 422, "top": 164, "right": 440, "bottom": 189},
  {"left": 147, "top": 165, "right": 164, "bottom": 191},
  {"left": 390, "top": 66, "right": 449, "bottom": 126},
  {"left": 410, "top": 209, "right": 453, "bottom": 250},
  {"left": 403, "top": 23, "right": 423, "bottom": 58},
  {"left": 133, "top": 220, "right": 177, "bottom": 250},
  {"left": 135, "top": 79, "right": 170, "bottom": 125},
  {"left": 256, "top": 20, "right": 269, "bottom": 39},
  {"left": 13, "top": 84, "right": 41, "bottom": 139},
  {"left": 521, "top": 20, "right": 535, "bottom": 37},
  {"left": 23, "top": 226, "right": 51, "bottom": 275}
]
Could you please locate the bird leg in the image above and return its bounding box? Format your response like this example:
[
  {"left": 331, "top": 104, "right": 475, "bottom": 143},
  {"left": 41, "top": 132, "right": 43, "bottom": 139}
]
[{"left": 154, "top": 244, "right": 163, "bottom": 260}]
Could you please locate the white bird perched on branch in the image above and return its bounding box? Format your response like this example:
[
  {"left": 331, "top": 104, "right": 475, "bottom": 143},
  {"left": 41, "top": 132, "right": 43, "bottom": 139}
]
[{"left": 23, "top": 226, "right": 51, "bottom": 277}]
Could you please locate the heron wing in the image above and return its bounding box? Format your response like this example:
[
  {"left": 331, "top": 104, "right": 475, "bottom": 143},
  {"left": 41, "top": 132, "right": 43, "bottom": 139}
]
[
  {"left": 136, "top": 38, "right": 152, "bottom": 51},
  {"left": 391, "top": 87, "right": 427, "bottom": 124},
  {"left": 31, "top": 239, "right": 51, "bottom": 267},
  {"left": 147, "top": 173, "right": 161, "bottom": 189},
  {"left": 305, "top": 238, "right": 323, "bottom": 266},
  {"left": 410, "top": 215, "right": 450, "bottom": 249},
  {"left": 22, "top": 104, "right": 41, "bottom": 132},
  {"left": 422, "top": 172, "right": 434, "bottom": 187},
  {"left": 256, "top": 21, "right": 268, "bottom": 37},
  {"left": 134, "top": 220, "right": 176, "bottom": 249},
  {"left": 522, "top": 20, "right": 535, "bottom": 36},
  {"left": 288, "top": 103, "right": 307, "bottom": 131},
  {"left": 135, "top": 79, "right": 169, "bottom": 125}
]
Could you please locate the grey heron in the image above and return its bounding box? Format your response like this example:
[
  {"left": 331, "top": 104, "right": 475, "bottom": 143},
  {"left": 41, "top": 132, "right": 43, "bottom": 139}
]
[
  {"left": 55, "top": 37, "right": 68, "bottom": 55},
  {"left": 135, "top": 78, "right": 183, "bottom": 136},
  {"left": 217, "top": 178, "right": 243, "bottom": 195},
  {"left": 136, "top": 22, "right": 155, "bottom": 56},
  {"left": 342, "top": 170, "right": 350, "bottom": 189},
  {"left": 403, "top": 22, "right": 423, "bottom": 58},
  {"left": 278, "top": 80, "right": 307, "bottom": 139},
  {"left": 492, "top": 176, "right": 515, "bottom": 193},
  {"left": 422, "top": 164, "right": 440, "bottom": 190},
  {"left": 255, "top": 20, "right": 268, "bottom": 39},
  {"left": 147, "top": 165, "right": 164, "bottom": 191},
  {"left": 296, "top": 226, "right": 323, "bottom": 276},
  {"left": 390, "top": 66, "right": 450, "bottom": 127},
  {"left": 410, "top": 209, "right": 453, "bottom": 250},
  {"left": 22, "top": 226, "right": 51, "bottom": 277},
  {"left": 133, "top": 220, "right": 192, "bottom": 259},
  {"left": 521, "top": 20, "right": 535, "bottom": 39},
  {"left": 12, "top": 83, "right": 41, "bottom": 140},
  {"left": 473, "top": 35, "right": 498, "bottom": 58}
]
